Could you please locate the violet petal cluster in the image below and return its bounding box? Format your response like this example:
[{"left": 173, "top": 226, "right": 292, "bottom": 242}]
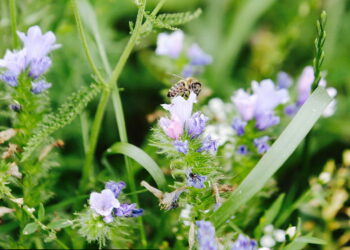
[
  {"left": 231, "top": 117, "right": 247, "bottom": 136},
  {"left": 254, "top": 136, "right": 270, "bottom": 154},
  {"left": 186, "top": 112, "right": 209, "bottom": 138},
  {"left": 197, "top": 136, "right": 218, "bottom": 154},
  {"left": 196, "top": 221, "right": 217, "bottom": 250},
  {"left": 105, "top": 181, "right": 126, "bottom": 198},
  {"left": 114, "top": 203, "right": 144, "bottom": 218},
  {"left": 0, "top": 26, "right": 60, "bottom": 93},
  {"left": 155, "top": 30, "right": 184, "bottom": 59},
  {"left": 186, "top": 170, "right": 207, "bottom": 189},
  {"left": 174, "top": 140, "right": 189, "bottom": 154},
  {"left": 237, "top": 145, "right": 248, "bottom": 155},
  {"left": 277, "top": 71, "right": 292, "bottom": 89},
  {"left": 231, "top": 234, "right": 257, "bottom": 250}
]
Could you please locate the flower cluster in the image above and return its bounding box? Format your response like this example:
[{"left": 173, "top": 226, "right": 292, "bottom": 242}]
[
  {"left": 259, "top": 224, "right": 290, "bottom": 249},
  {"left": 155, "top": 30, "right": 212, "bottom": 77},
  {"left": 196, "top": 221, "right": 217, "bottom": 250},
  {"left": 89, "top": 181, "right": 143, "bottom": 223},
  {"left": 0, "top": 26, "right": 60, "bottom": 94},
  {"left": 231, "top": 234, "right": 257, "bottom": 250}
]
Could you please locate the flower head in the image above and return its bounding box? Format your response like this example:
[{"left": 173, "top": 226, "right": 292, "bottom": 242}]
[
  {"left": 277, "top": 71, "right": 292, "bottom": 89},
  {"left": 28, "top": 56, "right": 52, "bottom": 79},
  {"left": 237, "top": 145, "right": 248, "bottom": 155},
  {"left": 231, "top": 234, "right": 257, "bottom": 250},
  {"left": 255, "top": 112, "right": 280, "bottom": 130},
  {"left": 174, "top": 140, "right": 189, "bottom": 154},
  {"left": 89, "top": 189, "right": 120, "bottom": 219},
  {"left": 252, "top": 79, "right": 289, "bottom": 117},
  {"left": 197, "top": 136, "right": 218, "bottom": 154},
  {"left": 31, "top": 80, "right": 51, "bottom": 94},
  {"left": 196, "top": 221, "right": 217, "bottom": 250},
  {"left": 186, "top": 112, "right": 208, "bottom": 138},
  {"left": 0, "top": 71, "right": 18, "bottom": 87},
  {"left": 155, "top": 30, "right": 184, "bottom": 59},
  {"left": 17, "top": 25, "right": 61, "bottom": 61},
  {"left": 187, "top": 43, "right": 212, "bottom": 66},
  {"left": 231, "top": 89, "right": 257, "bottom": 121},
  {"left": 296, "top": 66, "right": 314, "bottom": 105},
  {"left": 159, "top": 116, "right": 184, "bottom": 139},
  {"left": 254, "top": 136, "right": 270, "bottom": 154},
  {"left": 114, "top": 203, "right": 143, "bottom": 217},
  {"left": 186, "top": 170, "right": 207, "bottom": 188},
  {"left": 162, "top": 91, "right": 197, "bottom": 125},
  {"left": 284, "top": 104, "right": 298, "bottom": 116},
  {"left": 105, "top": 181, "right": 126, "bottom": 198},
  {"left": 232, "top": 117, "right": 247, "bottom": 136},
  {"left": 0, "top": 49, "right": 27, "bottom": 76}
]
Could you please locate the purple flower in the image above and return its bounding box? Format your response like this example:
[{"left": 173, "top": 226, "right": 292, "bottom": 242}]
[
  {"left": 9, "top": 103, "right": 21, "bottom": 112},
  {"left": 105, "top": 181, "right": 126, "bottom": 198},
  {"left": 237, "top": 145, "right": 248, "bottom": 155},
  {"left": 174, "top": 140, "right": 189, "bottom": 154},
  {"left": 182, "top": 64, "right": 195, "bottom": 77},
  {"left": 187, "top": 43, "right": 213, "bottom": 66},
  {"left": 196, "top": 221, "right": 217, "bottom": 250},
  {"left": 162, "top": 91, "right": 197, "bottom": 125},
  {"left": 28, "top": 56, "right": 52, "bottom": 79},
  {"left": 254, "top": 136, "right": 270, "bottom": 154},
  {"left": 17, "top": 25, "right": 61, "bottom": 61},
  {"left": 155, "top": 30, "right": 184, "bottom": 59},
  {"left": 231, "top": 117, "right": 247, "bottom": 136},
  {"left": 31, "top": 80, "right": 51, "bottom": 94},
  {"left": 0, "top": 49, "right": 27, "bottom": 77},
  {"left": 186, "top": 170, "right": 207, "bottom": 188},
  {"left": 296, "top": 66, "right": 314, "bottom": 105},
  {"left": 284, "top": 104, "right": 298, "bottom": 116},
  {"left": 0, "top": 71, "right": 18, "bottom": 87},
  {"left": 197, "top": 136, "right": 218, "bottom": 154},
  {"left": 255, "top": 112, "right": 280, "bottom": 130},
  {"left": 114, "top": 203, "right": 143, "bottom": 217},
  {"left": 159, "top": 116, "right": 184, "bottom": 139},
  {"left": 231, "top": 234, "right": 257, "bottom": 250},
  {"left": 252, "top": 79, "right": 289, "bottom": 117},
  {"left": 277, "top": 72, "right": 292, "bottom": 89},
  {"left": 89, "top": 189, "right": 120, "bottom": 223},
  {"left": 186, "top": 112, "right": 208, "bottom": 138},
  {"left": 231, "top": 89, "right": 257, "bottom": 121}
]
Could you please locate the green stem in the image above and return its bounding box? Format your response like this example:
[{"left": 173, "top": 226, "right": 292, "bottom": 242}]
[
  {"left": 9, "top": 0, "right": 19, "bottom": 48},
  {"left": 71, "top": 0, "right": 106, "bottom": 85}
]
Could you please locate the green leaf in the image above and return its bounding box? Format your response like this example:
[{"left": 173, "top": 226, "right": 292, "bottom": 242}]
[
  {"left": 295, "top": 236, "right": 327, "bottom": 245},
  {"left": 211, "top": 86, "right": 332, "bottom": 228},
  {"left": 254, "top": 193, "right": 285, "bottom": 238},
  {"left": 23, "top": 223, "right": 38, "bottom": 235},
  {"left": 106, "top": 142, "right": 166, "bottom": 187},
  {"left": 38, "top": 203, "right": 45, "bottom": 222},
  {"left": 48, "top": 219, "right": 73, "bottom": 230}
]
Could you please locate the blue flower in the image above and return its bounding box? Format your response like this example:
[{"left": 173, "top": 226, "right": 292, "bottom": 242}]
[
  {"left": 105, "top": 181, "right": 126, "bottom": 198},
  {"left": 31, "top": 80, "right": 52, "bottom": 94},
  {"left": 114, "top": 203, "right": 144, "bottom": 217},
  {"left": 187, "top": 43, "right": 213, "bottom": 66},
  {"left": 254, "top": 136, "right": 270, "bottom": 154},
  {"left": 17, "top": 25, "right": 61, "bottom": 62},
  {"left": 89, "top": 189, "right": 120, "bottom": 223},
  {"left": 231, "top": 234, "right": 257, "bottom": 250},
  {"left": 0, "top": 71, "right": 18, "bottom": 87},
  {"left": 9, "top": 103, "right": 21, "bottom": 112},
  {"left": 196, "top": 221, "right": 217, "bottom": 250},
  {"left": 255, "top": 112, "right": 280, "bottom": 130},
  {"left": 277, "top": 71, "right": 292, "bottom": 89},
  {"left": 237, "top": 145, "right": 248, "bottom": 155},
  {"left": 197, "top": 136, "right": 218, "bottom": 154},
  {"left": 28, "top": 56, "right": 52, "bottom": 79},
  {"left": 284, "top": 104, "right": 298, "bottom": 116},
  {"left": 231, "top": 117, "right": 247, "bottom": 136},
  {"left": 186, "top": 170, "right": 207, "bottom": 188},
  {"left": 174, "top": 140, "right": 189, "bottom": 154},
  {"left": 186, "top": 112, "right": 208, "bottom": 138}
]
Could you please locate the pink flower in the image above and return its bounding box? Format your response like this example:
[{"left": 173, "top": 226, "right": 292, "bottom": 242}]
[
  {"left": 159, "top": 116, "right": 184, "bottom": 139},
  {"left": 231, "top": 89, "right": 257, "bottom": 121}
]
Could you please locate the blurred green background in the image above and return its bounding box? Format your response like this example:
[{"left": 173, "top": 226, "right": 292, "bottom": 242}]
[{"left": 0, "top": 0, "right": 349, "bottom": 248}]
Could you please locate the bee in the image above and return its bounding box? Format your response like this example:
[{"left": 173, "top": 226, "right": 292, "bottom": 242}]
[{"left": 167, "top": 77, "right": 202, "bottom": 98}]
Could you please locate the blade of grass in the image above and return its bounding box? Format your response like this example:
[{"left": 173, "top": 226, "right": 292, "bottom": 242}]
[
  {"left": 105, "top": 142, "right": 166, "bottom": 188},
  {"left": 211, "top": 86, "right": 332, "bottom": 228}
]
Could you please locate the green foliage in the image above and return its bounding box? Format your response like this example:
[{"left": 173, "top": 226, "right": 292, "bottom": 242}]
[{"left": 21, "top": 83, "right": 101, "bottom": 161}]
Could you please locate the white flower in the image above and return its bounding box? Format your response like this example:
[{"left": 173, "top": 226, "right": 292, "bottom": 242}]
[
  {"left": 323, "top": 87, "right": 337, "bottom": 117},
  {"left": 161, "top": 91, "right": 197, "bottom": 125},
  {"left": 155, "top": 30, "right": 184, "bottom": 59},
  {"left": 263, "top": 224, "right": 274, "bottom": 234},
  {"left": 0, "top": 49, "right": 27, "bottom": 75},
  {"left": 260, "top": 235, "right": 275, "bottom": 248},
  {"left": 286, "top": 226, "right": 296, "bottom": 238},
  {"left": 319, "top": 172, "right": 331, "bottom": 184},
  {"left": 273, "top": 229, "right": 286, "bottom": 242},
  {"left": 89, "top": 189, "right": 120, "bottom": 217}
]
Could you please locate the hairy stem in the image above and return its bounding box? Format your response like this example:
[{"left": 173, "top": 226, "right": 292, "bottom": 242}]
[{"left": 9, "top": 0, "right": 19, "bottom": 48}]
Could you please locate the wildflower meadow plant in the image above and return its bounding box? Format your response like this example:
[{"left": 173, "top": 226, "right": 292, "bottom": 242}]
[{"left": 0, "top": 1, "right": 340, "bottom": 249}]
